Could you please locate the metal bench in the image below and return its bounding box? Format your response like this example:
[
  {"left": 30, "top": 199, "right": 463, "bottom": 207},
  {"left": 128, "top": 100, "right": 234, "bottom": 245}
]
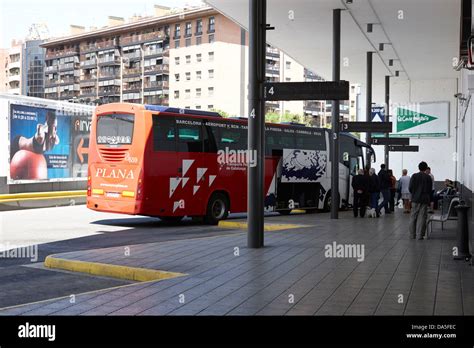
[{"left": 427, "top": 196, "right": 460, "bottom": 239}]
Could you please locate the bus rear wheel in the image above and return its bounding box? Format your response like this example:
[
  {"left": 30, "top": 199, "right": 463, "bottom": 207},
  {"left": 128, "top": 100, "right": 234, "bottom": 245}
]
[{"left": 204, "top": 193, "right": 229, "bottom": 225}]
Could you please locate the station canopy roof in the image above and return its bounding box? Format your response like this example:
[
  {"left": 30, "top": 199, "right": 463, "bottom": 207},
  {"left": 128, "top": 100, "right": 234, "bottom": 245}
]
[{"left": 206, "top": 0, "right": 461, "bottom": 101}]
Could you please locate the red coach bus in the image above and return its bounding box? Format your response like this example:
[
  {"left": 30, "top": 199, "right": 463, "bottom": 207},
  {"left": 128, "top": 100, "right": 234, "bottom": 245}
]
[{"left": 87, "top": 103, "right": 374, "bottom": 224}]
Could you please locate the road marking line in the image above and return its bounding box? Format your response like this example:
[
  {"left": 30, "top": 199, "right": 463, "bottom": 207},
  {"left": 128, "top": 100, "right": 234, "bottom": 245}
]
[
  {"left": 44, "top": 255, "right": 186, "bottom": 282},
  {"left": 218, "top": 221, "right": 310, "bottom": 231}
]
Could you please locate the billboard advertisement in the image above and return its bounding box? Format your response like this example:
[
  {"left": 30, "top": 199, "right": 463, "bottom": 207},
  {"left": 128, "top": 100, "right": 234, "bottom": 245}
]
[{"left": 9, "top": 103, "right": 91, "bottom": 181}]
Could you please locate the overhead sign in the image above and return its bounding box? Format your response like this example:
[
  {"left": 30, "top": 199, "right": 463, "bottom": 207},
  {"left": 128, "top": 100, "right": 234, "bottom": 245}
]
[
  {"left": 371, "top": 137, "right": 410, "bottom": 145},
  {"left": 371, "top": 106, "right": 385, "bottom": 122},
  {"left": 391, "top": 101, "right": 449, "bottom": 138},
  {"left": 340, "top": 121, "right": 392, "bottom": 133},
  {"left": 264, "top": 81, "right": 349, "bottom": 101},
  {"left": 388, "top": 145, "right": 419, "bottom": 152}
]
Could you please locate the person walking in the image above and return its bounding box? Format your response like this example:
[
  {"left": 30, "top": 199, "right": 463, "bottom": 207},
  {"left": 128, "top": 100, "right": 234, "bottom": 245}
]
[
  {"left": 388, "top": 169, "right": 397, "bottom": 212},
  {"left": 368, "top": 168, "right": 381, "bottom": 217},
  {"left": 399, "top": 169, "right": 411, "bottom": 213},
  {"left": 409, "top": 161, "right": 433, "bottom": 239},
  {"left": 377, "top": 164, "right": 391, "bottom": 215},
  {"left": 426, "top": 167, "right": 435, "bottom": 213},
  {"left": 352, "top": 169, "right": 369, "bottom": 218}
]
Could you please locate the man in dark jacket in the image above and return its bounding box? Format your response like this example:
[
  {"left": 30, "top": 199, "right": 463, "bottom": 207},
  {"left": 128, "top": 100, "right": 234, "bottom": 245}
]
[
  {"left": 377, "top": 164, "right": 391, "bottom": 215},
  {"left": 352, "top": 169, "right": 369, "bottom": 217},
  {"left": 409, "top": 161, "right": 433, "bottom": 239},
  {"left": 368, "top": 168, "right": 381, "bottom": 217}
]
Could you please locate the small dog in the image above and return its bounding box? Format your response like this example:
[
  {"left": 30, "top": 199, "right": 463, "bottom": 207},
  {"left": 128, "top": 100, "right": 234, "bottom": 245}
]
[{"left": 366, "top": 208, "right": 377, "bottom": 218}]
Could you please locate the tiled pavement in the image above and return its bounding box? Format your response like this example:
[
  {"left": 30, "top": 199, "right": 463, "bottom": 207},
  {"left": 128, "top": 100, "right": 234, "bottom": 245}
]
[{"left": 1, "top": 210, "right": 472, "bottom": 316}]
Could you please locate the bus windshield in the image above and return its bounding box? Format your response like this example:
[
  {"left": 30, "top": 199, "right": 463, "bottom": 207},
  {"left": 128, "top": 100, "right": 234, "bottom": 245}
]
[{"left": 97, "top": 114, "right": 134, "bottom": 146}]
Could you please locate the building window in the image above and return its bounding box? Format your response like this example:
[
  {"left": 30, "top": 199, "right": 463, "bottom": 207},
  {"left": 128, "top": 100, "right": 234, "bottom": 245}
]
[
  {"left": 196, "top": 105, "right": 201, "bottom": 110},
  {"left": 185, "top": 72, "right": 191, "bottom": 81},
  {"left": 174, "top": 24, "right": 181, "bottom": 39},
  {"left": 184, "top": 106, "right": 190, "bottom": 109},
  {"left": 185, "top": 22, "right": 192, "bottom": 37},
  {"left": 185, "top": 89, "right": 190, "bottom": 98},
  {"left": 196, "top": 19, "right": 203, "bottom": 35},
  {"left": 175, "top": 73, "right": 180, "bottom": 82},
  {"left": 186, "top": 55, "right": 191, "bottom": 64},
  {"left": 285, "top": 77, "right": 291, "bottom": 82},
  {"left": 208, "top": 52, "right": 214, "bottom": 61},
  {"left": 185, "top": 38, "right": 191, "bottom": 47},
  {"left": 208, "top": 16, "right": 215, "bottom": 33},
  {"left": 208, "top": 87, "right": 214, "bottom": 96},
  {"left": 175, "top": 57, "right": 180, "bottom": 65},
  {"left": 208, "top": 34, "right": 215, "bottom": 44},
  {"left": 174, "top": 90, "right": 180, "bottom": 99},
  {"left": 196, "top": 36, "right": 202, "bottom": 46},
  {"left": 196, "top": 88, "right": 201, "bottom": 97},
  {"left": 208, "top": 105, "right": 214, "bottom": 110},
  {"left": 196, "top": 71, "right": 202, "bottom": 80},
  {"left": 175, "top": 40, "right": 180, "bottom": 48},
  {"left": 208, "top": 69, "right": 214, "bottom": 79},
  {"left": 286, "top": 61, "right": 291, "bottom": 69},
  {"left": 196, "top": 53, "right": 202, "bottom": 62}
]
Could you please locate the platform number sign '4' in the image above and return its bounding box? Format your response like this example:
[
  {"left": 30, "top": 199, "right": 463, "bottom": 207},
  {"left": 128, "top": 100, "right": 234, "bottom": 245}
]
[
  {"left": 250, "top": 108, "right": 256, "bottom": 118},
  {"left": 268, "top": 86, "right": 274, "bottom": 96}
]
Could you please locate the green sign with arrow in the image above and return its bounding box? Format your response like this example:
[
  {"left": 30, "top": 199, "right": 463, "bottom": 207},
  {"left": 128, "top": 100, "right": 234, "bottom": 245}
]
[{"left": 397, "top": 108, "right": 438, "bottom": 132}]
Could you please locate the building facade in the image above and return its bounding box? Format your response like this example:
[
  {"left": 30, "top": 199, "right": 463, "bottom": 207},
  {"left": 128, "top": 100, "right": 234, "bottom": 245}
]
[
  {"left": 21, "top": 40, "right": 46, "bottom": 98},
  {"left": 41, "top": 5, "right": 356, "bottom": 120},
  {"left": 5, "top": 40, "right": 22, "bottom": 95}
]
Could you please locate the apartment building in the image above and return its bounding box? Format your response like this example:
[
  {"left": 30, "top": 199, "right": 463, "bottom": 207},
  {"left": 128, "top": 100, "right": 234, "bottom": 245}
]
[
  {"left": 0, "top": 49, "right": 8, "bottom": 92},
  {"left": 40, "top": 5, "right": 356, "bottom": 119},
  {"left": 3, "top": 39, "right": 46, "bottom": 97},
  {"left": 5, "top": 41, "right": 22, "bottom": 95}
]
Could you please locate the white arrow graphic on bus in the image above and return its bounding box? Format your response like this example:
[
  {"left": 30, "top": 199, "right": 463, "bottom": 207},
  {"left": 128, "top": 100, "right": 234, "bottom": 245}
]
[
  {"left": 182, "top": 177, "right": 189, "bottom": 188},
  {"left": 169, "top": 177, "right": 182, "bottom": 198},
  {"left": 182, "top": 159, "right": 194, "bottom": 177},
  {"left": 209, "top": 175, "right": 216, "bottom": 187},
  {"left": 196, "top": 168, "right": 207, "bottom": 183}
]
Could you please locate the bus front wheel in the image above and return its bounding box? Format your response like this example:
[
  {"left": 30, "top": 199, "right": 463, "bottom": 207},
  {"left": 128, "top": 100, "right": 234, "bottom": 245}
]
[{"left": 204, "top": 192, "right": 229, "bottom": 225}]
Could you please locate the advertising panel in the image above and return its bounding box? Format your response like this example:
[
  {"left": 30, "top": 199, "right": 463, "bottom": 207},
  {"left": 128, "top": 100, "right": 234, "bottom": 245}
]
[{"left": 9, "top": 103, "right": 90, "bottom": 181}]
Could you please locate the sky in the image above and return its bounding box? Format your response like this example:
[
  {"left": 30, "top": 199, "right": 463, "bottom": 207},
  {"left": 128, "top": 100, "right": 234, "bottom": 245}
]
[{"left": 0, "top": 0, "right": 205, "bottom": 48}]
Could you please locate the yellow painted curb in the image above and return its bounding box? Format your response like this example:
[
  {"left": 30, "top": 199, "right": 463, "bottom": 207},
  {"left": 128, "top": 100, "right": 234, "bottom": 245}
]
[
  {"left": 218, "top": 221, "right": 308, "bottom": 231},
  {"left": 44, "top": 255, "right": 186, "bottom": 282},
  {"left": 0, "top": 190, "right": 86, "bottom": 203}
]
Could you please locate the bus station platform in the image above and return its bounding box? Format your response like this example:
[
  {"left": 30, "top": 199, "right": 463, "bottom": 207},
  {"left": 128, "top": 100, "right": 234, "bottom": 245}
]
[{"left": 1, "top": 211, "right": 472, "bottom": 316}]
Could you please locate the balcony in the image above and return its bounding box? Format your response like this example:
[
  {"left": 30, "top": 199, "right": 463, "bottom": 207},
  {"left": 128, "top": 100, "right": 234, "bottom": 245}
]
[
  {"left": 59, "top": 91, "right": 80, "bottom": 100},
  {"left": 8, "top": 88, "right": 21, "bottom": 95},
  {"left": 98, "top": 57, "right": 121, "bottom": 66},
  {"left": 144, "top": 96, "right": 169, "bottom": 105},
  {"left": 144, "top": 48, "right": 166, "bottom": 57},
  {"left": 144, "top": 80, "right": 169, "bottom": 89},
  {"left": 80, "top": 59, "right": 97, "bottom": 68},
  {"left": 80, "top": 88, "right": 97, "bottom": 97},
  {"left": 45, "top": 65, "right": 58, "bottom": 73},
  {"left": 45, "top": 79, "right": 58, "bottom": 87},
  {"left": 8, "top": 74, "right": 21, "bottom": 83},
  {"left": 98, "top": 86, "right": 121, "bottom": 96},
  {"left": 144, "top": 64, "right": 169, "bottom": 75},
  {"left": 266, "top": 66, "right": 280, "bottom": 75},
  {"left": 121, "top": 31, "right": 167, "bottom": 46},
  {"left": 123, "top": 51, "right": 142, "bottom": 61},
  {"left": 304, "top": 101, "right": 324, "bottom": 113},
  {"left": 99, "top": 72, "right": 120, "bottom": 80},
  {"left": 80, "top": 74, "right": 97, "bottom": 82},
  {"left": 266, "top": 47, "right": 280, "bottom": 59},
  {"left": 123, "top": 84, "right": 141, "bottom": 92},
  {"left": 7, "top": 60, "right": 21, "bottom": 70},
  {"left": 59, "top": 62, "right": 79, "bottom": 71},
  {"left": 46, "top": 49, "right": 79, "bottom": 60},
  {"left": 58, "top": 76, "right": 79, "bottom": 85},
  {"left": 123, "top": 67, "right": 142, "bottom": 76}
]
